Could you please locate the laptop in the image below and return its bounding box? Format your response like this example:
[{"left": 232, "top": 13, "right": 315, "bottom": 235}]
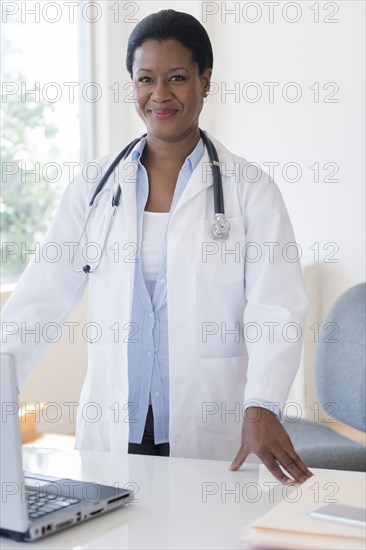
[{"left": 0, "top": 353, "right": 132, "bottom": 542}]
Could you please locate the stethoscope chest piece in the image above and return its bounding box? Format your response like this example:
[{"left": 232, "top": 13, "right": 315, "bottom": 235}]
[{"left": 210, "top": 213, "right": 231, "bottom": 241}]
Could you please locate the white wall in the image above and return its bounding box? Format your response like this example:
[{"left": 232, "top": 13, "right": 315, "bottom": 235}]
[
  {"left": 3, "top": 0, "right": 364, "bottom": 427},
  {"left": 203, "top": 0, "right": 365, "bottom": 314}
]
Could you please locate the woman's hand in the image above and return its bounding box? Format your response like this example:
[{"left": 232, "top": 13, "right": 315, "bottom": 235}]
[{"left": 230, "top": 406, "right": 313, "bottom": 485}]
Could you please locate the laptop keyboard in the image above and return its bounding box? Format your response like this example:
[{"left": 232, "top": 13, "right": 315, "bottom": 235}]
[{"left": 26, "top": 488, "right": 79, "bottom": 519}]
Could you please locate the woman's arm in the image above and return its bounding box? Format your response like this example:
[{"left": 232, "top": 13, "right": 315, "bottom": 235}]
[
  {"left": 1, "top": 168, "right": 92, "bottom": 391},
  {"left": 230, "top": 170, "right": 312, "bottom": 483}
]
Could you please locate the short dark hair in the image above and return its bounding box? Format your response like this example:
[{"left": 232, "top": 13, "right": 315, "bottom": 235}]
[{"left": 126, "top": 9, "right": 213, "bottom": 77}]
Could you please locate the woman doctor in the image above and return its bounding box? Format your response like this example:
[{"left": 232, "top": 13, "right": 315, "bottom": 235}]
[{"left": 1, "top": 10, "right": 312, "bottom": 485}]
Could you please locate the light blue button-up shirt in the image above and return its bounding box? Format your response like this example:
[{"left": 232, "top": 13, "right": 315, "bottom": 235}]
[
  {"left": 127, "top": 135, "right": 280, "bottom": 445},
  {"left": 127, "top": 135, "right": 205, "bottom": 444}
]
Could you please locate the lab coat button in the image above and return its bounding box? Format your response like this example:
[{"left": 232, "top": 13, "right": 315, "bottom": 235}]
[
  {"left": 174, "top": 325, "right": 184, "bottom": 334},
  {"left": 175, "top": 225, "right": 183, "bottom": 233},
  {"left": 175, "top": 377, "right": 184, "bottom": 386},
  {"left": 174, "top": 435, "right": 182, "bottom": 445},
  {"left": 173, "top": 274, "right": 182, "bottom": 283}
]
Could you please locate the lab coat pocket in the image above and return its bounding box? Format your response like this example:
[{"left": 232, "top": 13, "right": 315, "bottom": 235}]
[
  {"left": 195, "top": 216, "right": 245, "bottom": 284},
  {"left": 78, "top": 344, "right": 113, "bottom": 426},
  {"left": 195, "top": 216, "right": 247, "bottom": 358},
  {"left": 196, "top": 355, "right": 247, "bottom": 440}
]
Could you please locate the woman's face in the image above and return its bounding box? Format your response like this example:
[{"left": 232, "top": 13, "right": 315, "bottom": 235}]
[{"left": 131, "top": 39, "right": 212, "bottom": 142}]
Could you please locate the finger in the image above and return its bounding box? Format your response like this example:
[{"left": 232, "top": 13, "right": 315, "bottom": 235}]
[
  {"left": 273, "top": 431, "right": 313, "bottom": 483},
  {"left": 229, "top": 446, "right": 249, "bottom": 471},
  {"left": 275, "top": 451, "right": 311, "bottom": 484},
  {"left": 259, "top": 453, "right": 296, "bottom": 485},
  {"left": 275, "top": 441, "right": 313, "bottom": 481},
  {"left": 290, "top": 451, "right": 313, "bottom": 479}
]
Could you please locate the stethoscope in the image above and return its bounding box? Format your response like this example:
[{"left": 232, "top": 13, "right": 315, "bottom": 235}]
[{"left": 71, "top": 128, "right": 231, "bottom": 274}]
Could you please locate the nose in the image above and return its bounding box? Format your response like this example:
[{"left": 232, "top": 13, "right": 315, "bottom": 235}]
[{"left": 152, "top": 79, "right": 172, "bottom": 102}]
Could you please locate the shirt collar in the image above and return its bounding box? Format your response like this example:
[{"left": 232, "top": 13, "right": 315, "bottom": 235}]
[
  {"left": 131, "top": 134, "right": 205, "bottom": 172},
  {"left": 131, "top": 136, "right": 147, "bottom": 161}
]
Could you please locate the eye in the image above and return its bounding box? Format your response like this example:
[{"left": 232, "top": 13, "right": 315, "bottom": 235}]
[
  {"left": 169, "top": 75, "right": 186, "bottom": 82},
  {"left": 137, "top": 76, "right": 153, "bottom": 84}
]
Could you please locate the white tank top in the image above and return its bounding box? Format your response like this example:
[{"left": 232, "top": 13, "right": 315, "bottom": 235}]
[{"left": 141, "top": 211, "right": 170, "bottom": 298}]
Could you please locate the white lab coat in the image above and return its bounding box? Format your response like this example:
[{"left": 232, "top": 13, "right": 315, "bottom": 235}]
[{"left": 1, "top": 132, "right": 308, "bottom": 460}]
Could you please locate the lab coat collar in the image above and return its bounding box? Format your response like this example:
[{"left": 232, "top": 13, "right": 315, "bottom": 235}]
[{"left": 167, "top": 130, "right": 238, "bottom": 215}]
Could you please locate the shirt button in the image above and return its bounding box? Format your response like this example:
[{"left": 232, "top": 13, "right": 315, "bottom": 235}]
[
  {"left": 147, "top": 351, "right": 153, "bottom": 357},
  {"left": 154, "top": 391, "right": 160, "bottom": 397},
  {"left": 160, "top": 278, "right": 166, "bottom": 284},
  {"left": 173, "top": 274, "right": 182, "bottom": 283},
  {"left": 174, "top": 435, "right": 182, "bottom": 445},
  {"left": 148, "top": 313, "right": 153, "bottom": 320}
]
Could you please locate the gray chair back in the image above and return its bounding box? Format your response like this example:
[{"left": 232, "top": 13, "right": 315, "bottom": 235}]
[{"left": 315, "top": 283, "right": 366, "bottom": 432}]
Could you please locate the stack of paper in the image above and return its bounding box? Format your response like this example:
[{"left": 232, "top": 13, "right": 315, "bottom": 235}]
[{"left": 242, "top": 472, "right": 366, "bottom": 549}]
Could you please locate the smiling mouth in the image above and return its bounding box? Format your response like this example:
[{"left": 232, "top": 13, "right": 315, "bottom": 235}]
[{"left": 149, "top": 109, "right": 178, "bottom": 119}]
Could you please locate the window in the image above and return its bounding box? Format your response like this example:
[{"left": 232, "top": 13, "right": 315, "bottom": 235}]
[{"left": 1, "top": 3, "right": 83, "bottom": 284}]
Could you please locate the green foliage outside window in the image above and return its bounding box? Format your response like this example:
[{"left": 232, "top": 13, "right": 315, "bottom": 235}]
[{"left": 1, "top": 73, "right": 63, "bottom": 283}]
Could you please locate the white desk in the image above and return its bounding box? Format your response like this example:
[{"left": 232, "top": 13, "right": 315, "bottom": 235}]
[{"left": 1, "top": 447, "right": 363, "bottom": 549}]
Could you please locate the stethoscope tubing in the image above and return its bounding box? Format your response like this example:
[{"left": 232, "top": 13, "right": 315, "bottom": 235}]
[
  {"left": 71, "top": 128, "right": 229, "bottom": 273},
  {"left": 88, "top": 129, "right": 224, "bottom": 213},
  {"left": 88, "top": 134, "right": 147, "bottom": 208},
  {"left": 199, "top": 129, "right": 224, "bottom": 215}
]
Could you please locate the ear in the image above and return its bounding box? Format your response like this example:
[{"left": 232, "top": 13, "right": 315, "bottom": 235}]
[{"left": 201, "top": 68, "right": 212, "bottom": 96}]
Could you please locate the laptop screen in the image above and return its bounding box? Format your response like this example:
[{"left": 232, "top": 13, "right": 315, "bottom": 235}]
[{"left": 1, "top": 353, "right": 29, "bottom": 533}]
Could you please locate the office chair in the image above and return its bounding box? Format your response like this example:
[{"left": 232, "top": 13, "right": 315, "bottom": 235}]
[{"left": 283, "top": 282, "right": 366, "bottom": 471}]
